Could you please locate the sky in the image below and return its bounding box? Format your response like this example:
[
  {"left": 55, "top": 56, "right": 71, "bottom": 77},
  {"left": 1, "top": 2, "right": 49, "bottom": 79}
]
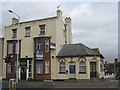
[{"left": 1, "top": 1, "right": 118, "bottom": 62}]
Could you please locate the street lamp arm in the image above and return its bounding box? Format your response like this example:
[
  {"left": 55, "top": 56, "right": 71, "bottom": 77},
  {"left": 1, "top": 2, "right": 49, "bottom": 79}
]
[{"left": 8, "top": 10, "right": 20, "bottom": 20}]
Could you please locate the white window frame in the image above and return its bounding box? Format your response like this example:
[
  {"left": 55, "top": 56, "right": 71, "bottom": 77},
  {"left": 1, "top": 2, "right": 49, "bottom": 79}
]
[
  {"left": 79, "top": 60, "right": 86, "bottom": 73},
  {"left": 59, "top": 61, "right": 66, "bottom": 73},
  {"left": 45, "top": 40, "right": 49, "bottom": 52},
  {"left": 25, "top": 27, "right": 30, "bottom": 37},
  {"left": 36, "top": 62, "right": 43, "bottom": 74},
  {"left": 8, "top": 43, "right": 14, "bottom": 54},
  {"left": 7, "top": 63, "right": 12, "bottom": 74},
  {"left": 39, "top": 25, "right": 45, "bottom": 35},
  {"left": 12, "top": 29, "right": 17, "bottom": 38},
  {"left": 15, "top": 43, "right": 19, "bottom": 54},
  {"left": 45, "top": 61, "right": 49, "bottom": 74},
  {"left": 36, "top": 40, "right": 42, "bottom": 51}
]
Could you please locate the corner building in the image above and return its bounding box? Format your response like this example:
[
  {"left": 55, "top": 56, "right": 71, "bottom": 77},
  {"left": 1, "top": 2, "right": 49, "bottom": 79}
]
[{"left": 3, "top": 10, "right": 104, "bottom": 80}]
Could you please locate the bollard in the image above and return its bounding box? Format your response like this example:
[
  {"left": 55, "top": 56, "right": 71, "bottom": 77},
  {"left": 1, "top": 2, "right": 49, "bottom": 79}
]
[{"left": 9, "top": 79, "right": 16, "bottom": 89}]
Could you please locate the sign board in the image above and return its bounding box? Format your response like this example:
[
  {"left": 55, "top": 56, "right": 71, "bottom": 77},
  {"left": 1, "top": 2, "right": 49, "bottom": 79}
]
[
  {"left": 36, "top": 50, "right": 43, "bottom": 60},
  {"left": 20, "top": 61, "right": 27, "bottom": 67}
]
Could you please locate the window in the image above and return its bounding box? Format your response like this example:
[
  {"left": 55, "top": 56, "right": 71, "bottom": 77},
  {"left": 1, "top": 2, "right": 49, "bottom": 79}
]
[
  {"left": 36, "top": 62, "right": 43, "bottom": 74},
  {"left": 79, "top": 61, "right": 86, "bottom": 74},
  {"left": 25, "top": 27, "right": 30, "bottom": 37},
  {"left": 15, "top": 43, "right": 19, "bottom": 54},
  {"left": 45, "top": 40, "right": 49, "bottom": 52},
  {"left": 45, "top": 61, "right": 49, "bottom": 74},
  {"left": 39, "top": 25, "right": 45, "bottom": 35},
  {"left": 36, "top": 40, "right": 43, "bottom": 51},
  {"left": 8, "top": 43, "right": 13, "bottom": 54},
  {"left": 59, "top": 61, "right": 65, "bottom": 73},
  {"left": 100, "top": 64, "right": 104, "bottom": 72},
  {"left": 12, "top": 29, "right": 17, "bottom": 38},
  {"left": 28, "top": 61, "right": 32, "bottom": 78},
  {"left": 36, "top": 40, "right": 43, "bottom": 60},
  {"left": 7, "top": 63, "right": 13, "bottom": 74}
]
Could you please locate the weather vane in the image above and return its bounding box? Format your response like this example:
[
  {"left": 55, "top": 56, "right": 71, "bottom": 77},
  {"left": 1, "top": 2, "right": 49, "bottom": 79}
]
[{"left": 57, "top": 5, "right": 61, "bottom": 10}]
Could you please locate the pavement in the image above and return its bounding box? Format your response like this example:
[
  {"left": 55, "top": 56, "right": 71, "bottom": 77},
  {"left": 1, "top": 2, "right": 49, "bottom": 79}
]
[{"left": 2, "top": 78, "right": 119, "bottom": 89}]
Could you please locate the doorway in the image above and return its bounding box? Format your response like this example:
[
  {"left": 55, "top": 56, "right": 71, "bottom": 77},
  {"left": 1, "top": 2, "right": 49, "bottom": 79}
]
[
  {"left": 21, "top": 67, "right": 26, "bottom": 80},
  {"left": 70, "top": 65, "right": 76, "bottom": 74},
  {"left": 90, "top": 62, "right": 97, "bottom": 78},
  {"left": 69, "top": 65, "right": 76, "bottom": 79}
]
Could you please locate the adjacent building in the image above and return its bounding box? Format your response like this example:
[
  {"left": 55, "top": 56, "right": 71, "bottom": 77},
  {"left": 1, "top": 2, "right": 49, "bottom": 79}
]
[
  {"left": 0, "top": 38, "right": 4, "bottom": 78},
  {"left": 3, "top": 10, "right": 104, "bottom": 80}
]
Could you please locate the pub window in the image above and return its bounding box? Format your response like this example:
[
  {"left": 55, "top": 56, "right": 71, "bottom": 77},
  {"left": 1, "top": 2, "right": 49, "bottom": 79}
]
[
  {"left": 25, "top": 27, "right": 30, "bottom": 37},
  {"left": 28, "top": 61, "right": 32, "bottom": 78},
  {"left": 45, "top": 40, "right": 49, "bottom": 52},
  {"left": 8, "top": 43, "right": 14, "bottom": 54},
  {"left": 36, "top": 40, "right": 43, "bottom": 51},
  {"left": 15, "top": 43, "right": 19, "bottom": 54},
  {"left": 12, "top": 29, "right": 17, "bottom": 38},
  {"left": 39, "top": 25, "right": 45, "bottom": 35},
  {"left": 7, "top": 63, "right": 13, "bottom": 74},
  {"left": 79, "top": 61, "right": 86, "bottom": 74},
  {"left": 36, "top": 62, "right": 43, "bottom": 74},
  {"left": 59, "top": 61, "right": 66, "bottom": 73},
  {"left": 45, "top": 61, "right": 49, "bottom": 74},
  {"left": 36, "top": 40, "right": 43, "bottom": 60}
]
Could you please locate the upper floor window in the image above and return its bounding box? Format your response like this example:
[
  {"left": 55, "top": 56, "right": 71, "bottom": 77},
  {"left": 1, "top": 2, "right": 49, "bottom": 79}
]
[
  {"left": 39, "top": 25, "right": 45, "bottom": 35},
  {"left": 45, "top": 40, "right": 49, "bottom": 52},
  {"left": 12, "top": 29, "right": 17, "bottom": 38},
  {"left": 36, "top": 40, "right": 43, "bottom": 51},
  {"left": 79, "top": 60, "right": 86, "bottom": 74},
  {"left": 8, "top": 43, "right": 14, "bottom": 54},
  {"left": 59, "top": 60, "right": 66, "bottom": 74},
  {"left": 36, "top": 40, "right": 43, "bottom": 60},
  {"left": 25, "top": 27, "right": 30, "bottom": 37}
]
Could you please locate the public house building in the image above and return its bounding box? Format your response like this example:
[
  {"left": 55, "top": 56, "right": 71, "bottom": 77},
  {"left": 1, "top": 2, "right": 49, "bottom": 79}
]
[{"left": 3, "top": 10, "right": 104, "bottom": 80}]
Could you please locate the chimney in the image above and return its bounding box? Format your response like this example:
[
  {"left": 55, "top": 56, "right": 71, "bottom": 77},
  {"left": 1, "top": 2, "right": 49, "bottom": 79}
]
[
  {"left": 12, "top": 17, "right": 19, "bottom": 25},
  {"left": 57, "top": 10, "right": 62, "bottom": 18},
  {"left": 105, "top": 61, "right": 107, "bottom": 64},
  {"left": 115, "top": 58, "right": 118, "bottom": 63},
  {"left": 65, "top": 17, "right": 71, "bottom": 24}
]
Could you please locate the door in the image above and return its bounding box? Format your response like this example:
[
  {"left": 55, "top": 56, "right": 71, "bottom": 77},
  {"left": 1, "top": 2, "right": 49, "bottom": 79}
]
[
  {"left": 69, "top": 65, "right": 76, "bottom": 79},
  {"left": 21, "top": 67, "right": 26, "bottom": 80},
  {"left": 90, "top": 62, "right": 97, "bottom": 78},
  {"left": 70, "top": 65, "right": 75, "bottom": 74}
]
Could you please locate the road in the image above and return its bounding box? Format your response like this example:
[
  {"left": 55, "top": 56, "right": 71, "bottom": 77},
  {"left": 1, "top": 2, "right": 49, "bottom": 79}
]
[{"left": 2, "top": 78, "right": 119, "bottom": 89}]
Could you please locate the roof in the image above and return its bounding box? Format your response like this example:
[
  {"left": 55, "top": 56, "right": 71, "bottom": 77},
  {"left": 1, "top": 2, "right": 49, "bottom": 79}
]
[
  {"left": 19, "top": 16, "right": 57, "bottom": 24},
  {"left": 57, "top": 43, "right": 104, "bottom": 58}
]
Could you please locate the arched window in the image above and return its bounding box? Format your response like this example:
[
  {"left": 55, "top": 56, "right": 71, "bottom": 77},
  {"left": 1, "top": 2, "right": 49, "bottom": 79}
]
[
  {"left": 79, "top": 60, "right": 86, "bottom": 74},
  {"left": 59, "top": 60, "right": 66, "bottom": 74}
]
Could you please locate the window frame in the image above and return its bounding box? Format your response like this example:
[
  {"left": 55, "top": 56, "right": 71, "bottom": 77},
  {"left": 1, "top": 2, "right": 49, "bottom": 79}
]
[
  {"left": 59, "top": 61, "right": 66, "bottom": 74},
  {"left": 8, "top": 43, "right": 14, "bottom": 54},
  {"left": 79, "top": 60, "right": 86, "bottom": 74},
  {"left": 12, "top": 29, "right": 17, "bottom": 38},
  {"left": 45, "top": 61, "right": 49, "bottom": 74},
  {"left": 45, "top": 40, "right": 49, "bottom": 52},
  {"left": 36, "top": 62, "right": 43, "bottom": 74},
  {"left": 7, "top": 63, "right": 13, "bottom": 74},
  {"left": 39, "top": 25, "right": 45, "bottom": 35},
  {"left": 25, "top": 27, "right": 31, "bottom": 37}
]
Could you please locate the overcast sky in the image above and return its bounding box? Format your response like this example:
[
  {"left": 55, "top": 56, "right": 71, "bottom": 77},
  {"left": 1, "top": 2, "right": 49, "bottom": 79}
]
[{"left": 1, "top": 1, "right": 118, "bottom": 62}]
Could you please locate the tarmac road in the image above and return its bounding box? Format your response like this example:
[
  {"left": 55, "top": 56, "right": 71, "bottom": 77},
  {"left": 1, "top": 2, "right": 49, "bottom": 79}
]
[{"left": 2, "top": 78, "right": 119, "bottom": 89}]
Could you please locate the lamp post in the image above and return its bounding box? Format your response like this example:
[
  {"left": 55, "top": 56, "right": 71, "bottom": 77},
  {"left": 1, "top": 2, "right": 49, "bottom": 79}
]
[{"left": 8, "top": 10, "right": 20, "bottom": 83}]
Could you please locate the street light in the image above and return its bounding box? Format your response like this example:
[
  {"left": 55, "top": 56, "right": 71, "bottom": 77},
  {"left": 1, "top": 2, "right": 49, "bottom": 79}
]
[{"left": 8, "top": 10, "right": 20, "bottom": 83}]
